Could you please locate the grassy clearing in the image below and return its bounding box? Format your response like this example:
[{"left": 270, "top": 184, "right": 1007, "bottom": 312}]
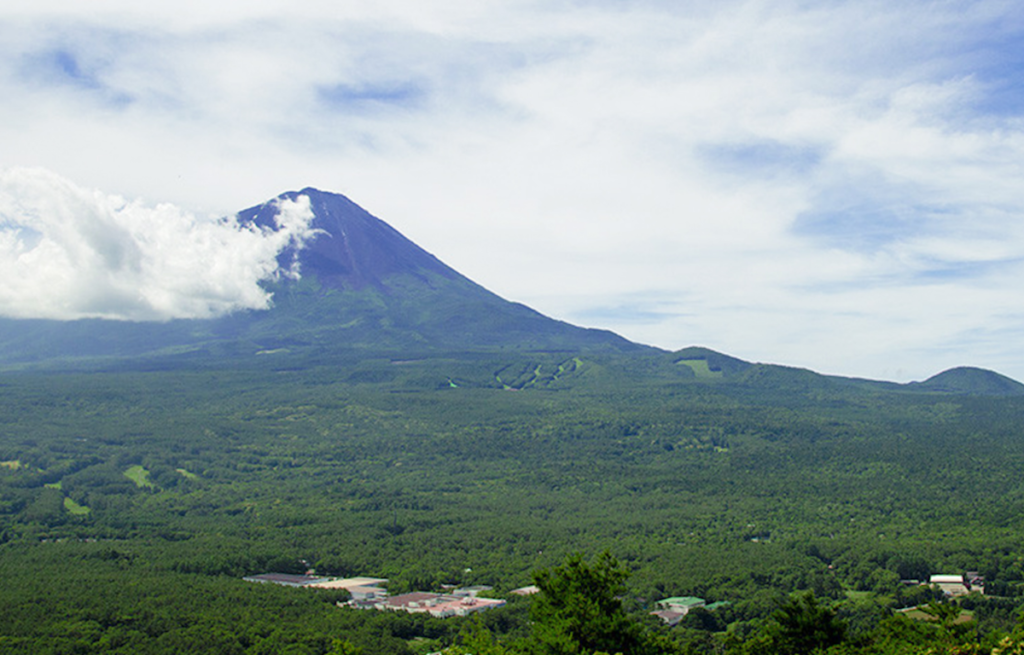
[
  {"left": 899, "top": 606, "right": 974, "bottom": 625},
  {"left": 176, "top": 468, "right": 198, "bottom": 480},
  {"left": 0, "top": 460, "right": 22, "bottom": 470},
  {"left": 44, "top": 481, "right": 63, "bottom": 490},
  {"left": 63, "top": 497, "right": 90, "bottom": 515},
  {"left": 124, "top": 465, "right": 155, "bottom": 488},
  {"left": 676, "top": 359, "right": 724, "bottom": 379},
  {"left": 407, "top": 636, "right": 443, "bottom": 655}
]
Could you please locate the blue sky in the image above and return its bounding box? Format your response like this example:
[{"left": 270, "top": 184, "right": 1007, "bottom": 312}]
[{"left": 1, "top": 0, "right": 1024, "bottom": 382}]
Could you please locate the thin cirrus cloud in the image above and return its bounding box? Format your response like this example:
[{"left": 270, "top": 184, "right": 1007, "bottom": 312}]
[
  {"left": 0, "top": 2, "right": 1023, "bottom": 380},
  {"left": 28, "top": 49, "right": 101, "bottom": 89},
  {"left": 18, "top": 46, "right": 137, "bottom": 111},
  {"left": 318, "top": 81, "right": 427, "bottom": 113}
]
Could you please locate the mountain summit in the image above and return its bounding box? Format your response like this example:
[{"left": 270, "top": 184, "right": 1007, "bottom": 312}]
[{"left": 242, "top": 188, "right": 462, "bottom": 291}]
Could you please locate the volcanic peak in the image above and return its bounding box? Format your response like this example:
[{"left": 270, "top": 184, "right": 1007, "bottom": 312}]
[{"left": 239, "top": 188, "right": 460, "bottom": 291}]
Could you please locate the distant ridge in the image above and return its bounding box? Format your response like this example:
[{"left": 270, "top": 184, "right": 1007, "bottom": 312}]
[{"left": 667, "top": 347, "right": 1024, "bottom": 395}]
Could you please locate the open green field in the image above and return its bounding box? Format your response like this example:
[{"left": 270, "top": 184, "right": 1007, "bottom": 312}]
[
  {"left": 898, "top": 606, "right": 975, "bottom": 625},
  {"left": 123, "top": 464, "right": 155, "bottom": 488},
  {"left": 62, "top": 496, "right": 90, "bottom": 515}
]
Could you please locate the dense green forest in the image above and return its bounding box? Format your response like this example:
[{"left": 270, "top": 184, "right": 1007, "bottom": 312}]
[{"left": 2, "top": 350, "right": 1024, "bottom": 654}]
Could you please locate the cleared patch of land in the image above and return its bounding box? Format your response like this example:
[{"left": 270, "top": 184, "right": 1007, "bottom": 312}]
[
  {"left": 676, "top": 359, "right": 724, "bottom": 379},
  {"left": 124, "top": 465, "right": 155, "bottom": 488},
  {"left": 899, "top": 606, "right": 975, "bottom": 625},
  {"left": 63, "top": 497, "right": 90, "bottom": 515}
]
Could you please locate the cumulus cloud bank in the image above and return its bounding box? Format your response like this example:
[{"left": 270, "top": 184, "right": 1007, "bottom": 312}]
[{"left": 0, "top": 168, "right": 317, "bottom": 321}]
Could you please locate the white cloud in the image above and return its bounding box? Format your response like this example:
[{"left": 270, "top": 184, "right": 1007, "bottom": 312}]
[{"left": 0, "top": 167, "right": 316, "bottom": 320}]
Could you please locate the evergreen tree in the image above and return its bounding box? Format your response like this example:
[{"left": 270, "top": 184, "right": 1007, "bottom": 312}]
[
  {"left": 527, "top": 552, "right": 646, "bottom": 655},
  {"left": 745, "top": 592, "right": 846, "bottom": 655}
]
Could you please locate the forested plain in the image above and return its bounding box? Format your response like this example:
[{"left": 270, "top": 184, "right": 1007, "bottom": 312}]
[{"left": 3, "top": 348, "right": 1024, "bottom": 654}]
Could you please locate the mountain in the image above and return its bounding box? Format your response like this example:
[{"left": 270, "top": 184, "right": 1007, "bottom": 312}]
[
  {"left": 229, "top": 188, "right": 645, "bottom": 355},
  {"left": 0, "top": 188, "right": 643, "bottom": 369}
]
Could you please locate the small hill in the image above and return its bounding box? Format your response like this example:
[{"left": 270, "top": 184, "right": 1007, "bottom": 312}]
[
  {"left": 671, "top": 347, "right": 831, "bottom": 391},
  {"left": 909, "top": 367, "right": 1024, "bottom": 396}
]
